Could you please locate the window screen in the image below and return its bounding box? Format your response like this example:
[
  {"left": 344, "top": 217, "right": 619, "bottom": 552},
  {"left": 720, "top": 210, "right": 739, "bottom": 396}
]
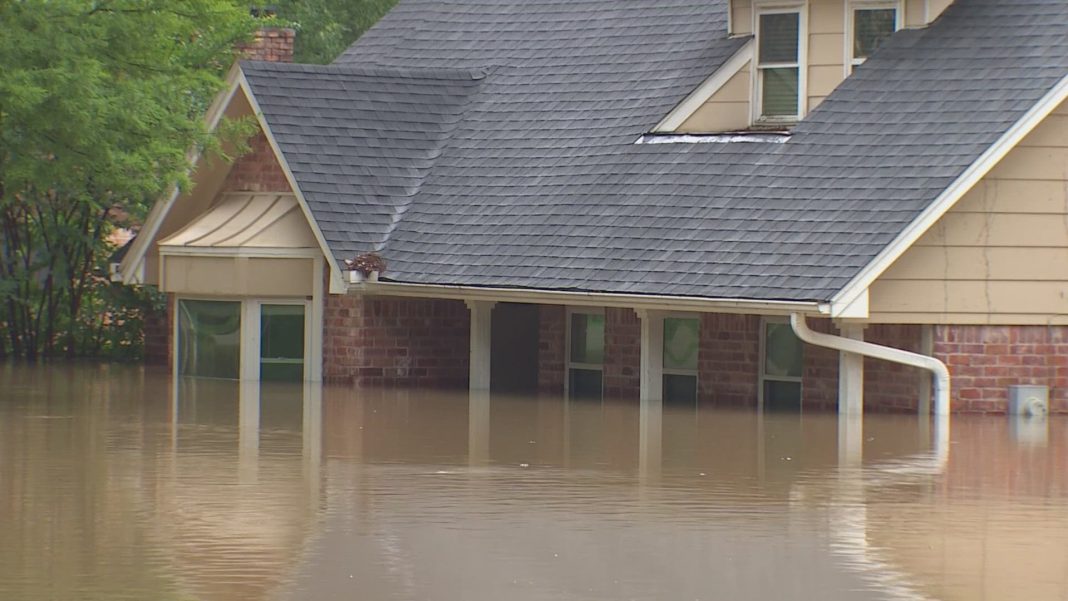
[
  {"left": 758, "top": 12, "right": 801, "bottom": 119},
  {"left": 854, "top": 8, "right": 896, "bottom": 61}
]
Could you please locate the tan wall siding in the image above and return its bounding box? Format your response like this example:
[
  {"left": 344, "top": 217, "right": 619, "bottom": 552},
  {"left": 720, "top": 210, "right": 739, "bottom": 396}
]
[
  {"left": 677, "top": 66, "right": 751, "bottom": 133},
  {"left": 870, "top": 102, "right": 1068, "bottom": 324},
  {"left": 161, "top": 256, "right": 315, "bottom": 298},
  {"left": 732, "top": 0, "right": 753, "bottom": 36}
]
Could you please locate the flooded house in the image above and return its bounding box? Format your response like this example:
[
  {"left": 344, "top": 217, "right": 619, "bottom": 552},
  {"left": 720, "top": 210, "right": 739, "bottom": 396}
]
[{"left": 116, "top": 0, "right": 1068, "bottom": 416}]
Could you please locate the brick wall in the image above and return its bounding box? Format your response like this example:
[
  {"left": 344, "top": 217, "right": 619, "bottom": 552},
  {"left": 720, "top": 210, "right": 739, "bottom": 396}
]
[
  {"left": 222, "top": 131, "right": 291, "bottom": 193},
  {"left": 537, "top": 305, "right": 566, "bottom": 394},
  {"left": 802, "top": 318, "right": 840, "bottom": 411},
  {"left": 604, "top": 308, "right": 640, "bottom": 399},
  {"left": 143, "top": 293, "right": 174, "bottom": 368},
  {"left": 323, "top": 295, "right": 470, "bottom": 387},
  {"left": 697, "top": 314, "right": 761, "bottom": 407},
  {"left": 865, "top": 324, "right": 927, "bottom": 412},
  {"left": 238, "top": 27, "right": 295, "bottom": 63},
  {"left": 934, "top": 325, "right": 1068, "bottom": 414}
]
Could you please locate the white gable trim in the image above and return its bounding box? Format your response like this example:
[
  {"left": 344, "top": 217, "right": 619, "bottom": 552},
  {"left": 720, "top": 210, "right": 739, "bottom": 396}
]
[
  {"left": 119, "top": 64, "right": 346, "bottom": 293},
  {"left": 120, "top": 64, "right": 242, "bottom": 285},
  {"left": 235, "top": 70, "right": 346, "bottom": 293},
  {"left": 829, "top": 73, "right": 1068, "bottom": 318},
  {"left": 652, "top": 39, "right": 755, "bottom": 133}
]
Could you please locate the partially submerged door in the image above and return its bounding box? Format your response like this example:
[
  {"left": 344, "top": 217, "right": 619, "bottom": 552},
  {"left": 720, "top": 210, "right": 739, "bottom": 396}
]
[{"left": 260, "top": 304, "right": 306, "bottom": 382}]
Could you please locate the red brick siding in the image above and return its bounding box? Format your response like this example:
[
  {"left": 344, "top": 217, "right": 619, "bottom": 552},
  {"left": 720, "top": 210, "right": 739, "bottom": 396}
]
[
  {"left": 537, "top": 305, "right": 566, "bottom": 394},
  {"left": 604, "top": 308, "right": 640, "bottom": 399},
  {"left": 802, "top": 318, "right": 839, "bottom": 411},
  {"left": 238, "top": 27, "right": 295, "bottom": 63},
  {"left": 934, "top": 325, "right": 1068, "bottom": 414},
  {"left": 865, "top": 324, "right": 927, "bottom": 412},
  {"left": 697, "top": 314, "right": 761, "bottom": 407},
  {"left": 222, "top": 131, "right": 291, "bottom": 193},
  {"left": 323, "top": 295, "right": 470, "bottom": 387},
  {"left": 143, "top": 293, "right": 174, "bottom": 368}
]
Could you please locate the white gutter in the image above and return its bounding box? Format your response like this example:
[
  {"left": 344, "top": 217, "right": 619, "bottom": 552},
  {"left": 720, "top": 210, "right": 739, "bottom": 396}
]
[
  {"left": 352, "top": 280, "right": 829, "bottom": 316},
  {"left": 790, "top": 314, "right": 951, "bottom": 417}
]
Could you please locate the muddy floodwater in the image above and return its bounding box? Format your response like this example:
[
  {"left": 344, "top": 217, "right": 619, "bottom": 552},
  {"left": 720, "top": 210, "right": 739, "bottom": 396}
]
[{"left": 1, "top": 364, "right": 1067, "bottom": 601}]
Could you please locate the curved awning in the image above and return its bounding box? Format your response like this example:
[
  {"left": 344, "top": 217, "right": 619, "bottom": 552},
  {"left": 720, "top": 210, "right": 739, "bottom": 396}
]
[{"left": 159, "top": 193, "right": 318, "bottom": 250}]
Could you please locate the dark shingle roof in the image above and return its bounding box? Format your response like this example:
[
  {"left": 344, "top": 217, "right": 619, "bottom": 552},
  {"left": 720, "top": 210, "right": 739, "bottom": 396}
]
[{"left": 246, "top": 0, "right": 1068, "bottom": 302}]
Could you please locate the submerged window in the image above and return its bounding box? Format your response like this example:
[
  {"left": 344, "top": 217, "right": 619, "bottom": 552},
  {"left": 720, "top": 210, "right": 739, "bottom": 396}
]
[
  {"left": 260, "top": 304, "right": 306, "bottom": 382},
  {"left": 851, "top": 3, "right": 899, "bottom": 69},
  {"left": 568, "top": 310, "right": 605, "bottom": 400},
  {"left": 663, "top": 317, "right": 699, "bottom": 406},
  {"left": 177, "top": 299, "right": 241, "bottom": 379},
  {"left": 761, "top": 319, "right": 803, "bottom": 411},
  {"left": 756, "top": 9, "right": 802, "bottom": 122}
]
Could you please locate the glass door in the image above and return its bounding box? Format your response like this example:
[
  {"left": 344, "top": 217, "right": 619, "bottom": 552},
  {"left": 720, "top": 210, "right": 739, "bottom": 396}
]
[
  {"left": 260, "top": 304, "right": 306, "bottom": 382},
  {"left": 177, "top": 299, "right": 242, "bottom": 379}
]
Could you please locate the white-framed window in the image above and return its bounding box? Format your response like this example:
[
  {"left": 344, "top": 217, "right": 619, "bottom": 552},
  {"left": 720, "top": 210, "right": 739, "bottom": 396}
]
[
  {"left": 566, "top": 308, "right": 605, "bottom": 400},
  {"left": 753, "top": 3, "right": 806, "bottom": 124},
  {"left": 663, "top": 315, "right": 699, "bottom": 406},
  {"left": 847, "top": 0, "right": 902, "bottom": 72},
  {"left": 758, "top": 317, "right": 804, "bottom": 411}
]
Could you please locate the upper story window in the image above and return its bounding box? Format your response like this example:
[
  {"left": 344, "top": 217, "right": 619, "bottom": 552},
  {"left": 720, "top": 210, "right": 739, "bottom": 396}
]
[
  {"left": 849, "top": 2, "right": 900, "bottom": 70},
  {"left": 756, "top": 8, "right": 803, "bottom": 124}
]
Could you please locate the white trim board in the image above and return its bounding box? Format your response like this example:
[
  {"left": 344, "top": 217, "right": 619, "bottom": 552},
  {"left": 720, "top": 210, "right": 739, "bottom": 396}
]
[
  {"left": 652, "top": 39, "right": 755, "bottom": 133},
  {"left": 829, "top": 73, "right": 1068, "bottom": 318},
  {"left": 354, "top": 280, "right": 829, "bottom": 316}
]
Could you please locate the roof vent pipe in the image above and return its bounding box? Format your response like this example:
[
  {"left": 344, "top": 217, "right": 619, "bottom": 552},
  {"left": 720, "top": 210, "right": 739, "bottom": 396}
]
[{"left": 789, "top": 314, "right": 951, "bottom": 417}]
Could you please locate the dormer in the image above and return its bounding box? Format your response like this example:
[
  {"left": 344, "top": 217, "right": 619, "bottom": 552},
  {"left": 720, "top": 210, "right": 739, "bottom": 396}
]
[{"left": 654, "top": 0, "right": 955, "bottom": 134}]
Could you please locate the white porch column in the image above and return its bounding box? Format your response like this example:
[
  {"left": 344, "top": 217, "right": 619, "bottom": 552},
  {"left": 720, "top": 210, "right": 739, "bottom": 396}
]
[
  {"left": 466, "top": 300, "right": 496, "bottom": 391},
  {"left": 838, "top": 323, "right": 866, "bottom": 416},
  {"left": 636, "top": 309, "right": 665, "bottom": 403}
]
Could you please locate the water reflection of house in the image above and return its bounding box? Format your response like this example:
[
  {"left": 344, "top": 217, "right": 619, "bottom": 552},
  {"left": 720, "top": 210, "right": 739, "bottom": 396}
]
[{"left": 117, "top": 0, "right": 1068, "bottom": 417}]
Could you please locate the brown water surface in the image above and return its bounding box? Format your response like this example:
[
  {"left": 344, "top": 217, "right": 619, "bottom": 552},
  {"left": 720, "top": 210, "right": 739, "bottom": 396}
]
[{"left": 1, "top": 363, "right": 1067, "bottom": 601}]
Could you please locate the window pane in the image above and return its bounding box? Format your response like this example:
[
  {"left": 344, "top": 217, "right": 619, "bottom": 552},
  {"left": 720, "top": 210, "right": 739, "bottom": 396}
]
[
  {"left": 764, "top": 323, "right": 803, "bottom": 378},
  {"left": 761, "top": 67, "right": 799, "bottom": 118},
  {"left": 569, "top": 368, "right": 603, "bottom": 400},
  {"left": 261, "top": 304, "right": 305, "bottom": 382},
  {"left": 663, "top": 318, "right": 699, "bottom": 371},
  {"left": 759, "top": 12, "right": 800, "bottom": 64},
  {"left": 178, "top": 300, "right": 241, "bottom": 379},
  {"left": 664, "top": 374, "right": 698, "bottom": 406},
  {"left": 570, "top": 313, "right": 605, "bottom": 364},
  {"left": 764, "top": 380, "right": 802, "bottom": 412},
  {"left": 854, "top": 8, "right": 896, "bottom": 60}
]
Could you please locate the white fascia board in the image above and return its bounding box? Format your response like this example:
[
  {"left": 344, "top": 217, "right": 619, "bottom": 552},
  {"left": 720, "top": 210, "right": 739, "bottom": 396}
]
[
  {"left": 352, "top": 280, "right": 830, "bottom": 316},
  {"left": 236, "top": 71, "right": 347, "bottom": 294},
  {"left": 652, "top": 39, "right": 755, "bottom": 133},
  {"left": 830, "top": 73, "right": 1068, "bottom": 315},
  {"left": 119, "top": 64, "right": 243, "bottom": 285}
]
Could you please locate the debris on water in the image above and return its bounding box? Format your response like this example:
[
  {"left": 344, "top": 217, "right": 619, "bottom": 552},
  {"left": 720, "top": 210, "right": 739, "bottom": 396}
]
[
  {"left": 519, "top": 463, "right": 530, "bottom": 468},
  {"left": 699, "top": 473, "right": 706, "bottom": 476}
]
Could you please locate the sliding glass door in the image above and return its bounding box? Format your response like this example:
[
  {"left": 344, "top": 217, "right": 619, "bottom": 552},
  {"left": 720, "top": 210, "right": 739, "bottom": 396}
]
[{"left": 177, "top": 300, "right": 242, "bottom": 379}]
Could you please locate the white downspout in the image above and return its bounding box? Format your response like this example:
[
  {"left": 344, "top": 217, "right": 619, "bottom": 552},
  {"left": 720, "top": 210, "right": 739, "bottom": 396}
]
[{"left": 790, "top": 314, "right": 951, "bottom": 417}]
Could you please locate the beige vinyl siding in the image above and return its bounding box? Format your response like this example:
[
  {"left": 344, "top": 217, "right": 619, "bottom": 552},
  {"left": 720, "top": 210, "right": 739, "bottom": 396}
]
[
  {"left": 903, "top": 0, "right": 926, "bottom": 27},
  {"left": 732, "top": 0, "right": 753, "bottom": 36},
  {"left": 677, "top": 66, "right": 751, "bottom": 133},
  {"left": 869, "top": 102, "right": 1068, "bottom": 324},
  {"left": 161, "top": 256, "right": 315, "bottom": 297},
  {"left": 807, "top": 0, "right": 845, "bottom": 112},
  {"left": 926, "top": 0, "right": 954, "bottom": 22}
]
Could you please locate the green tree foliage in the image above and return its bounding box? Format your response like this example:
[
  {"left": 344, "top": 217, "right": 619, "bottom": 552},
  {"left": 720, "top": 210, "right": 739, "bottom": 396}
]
[
  {"left": 274, "top": 0, "right": 398, "bottom": 64},
  {"left": 0, "top": 0, "right": 257, "bottom": 360}
]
